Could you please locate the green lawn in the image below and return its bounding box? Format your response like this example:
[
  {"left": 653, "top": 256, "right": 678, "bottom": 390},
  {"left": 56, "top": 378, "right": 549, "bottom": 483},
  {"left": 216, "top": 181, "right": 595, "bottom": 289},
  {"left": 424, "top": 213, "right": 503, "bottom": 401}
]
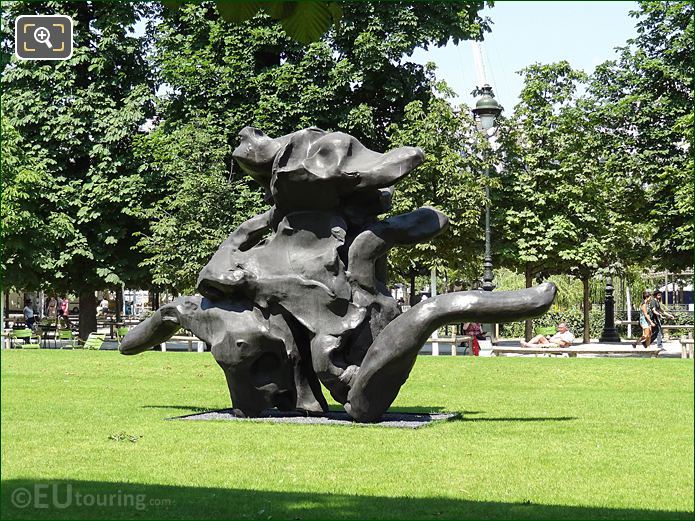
[{"left": 1, "top": 350, "right": 693, "bottom": 520}]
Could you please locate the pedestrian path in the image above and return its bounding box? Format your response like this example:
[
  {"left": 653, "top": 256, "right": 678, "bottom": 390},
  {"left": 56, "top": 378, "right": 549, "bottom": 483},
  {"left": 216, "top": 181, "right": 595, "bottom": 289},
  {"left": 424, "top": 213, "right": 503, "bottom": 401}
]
[{"left": 421, "top": 338, "right": 687, "bottom": 358}]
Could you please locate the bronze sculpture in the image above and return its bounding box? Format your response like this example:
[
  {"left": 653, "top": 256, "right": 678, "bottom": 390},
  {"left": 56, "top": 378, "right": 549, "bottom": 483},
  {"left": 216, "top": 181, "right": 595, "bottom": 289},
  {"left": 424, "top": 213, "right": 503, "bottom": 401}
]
[{"left": 121, "top": 127, "right": 556, "bottom": 422}]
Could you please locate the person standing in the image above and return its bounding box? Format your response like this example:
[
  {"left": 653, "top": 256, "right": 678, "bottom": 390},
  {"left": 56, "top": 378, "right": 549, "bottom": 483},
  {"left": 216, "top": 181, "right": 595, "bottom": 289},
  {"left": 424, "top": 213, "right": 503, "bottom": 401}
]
[
  {"left": 463, "top": 322, "right": 485, "bottom": 355},
  {"left": 99, "top": 296, "right": 109, "bottom": 316},
  {"left": 47, "top": 296, "right": 57, "bottom": 318},
  {"left": 23, "top": 300, "right": 36, "bottom": 330},
  {"left": 633, "top": 290, "right": 655, "bottom": 348},
  {"left": 649, "top": 289, "right": 675, "bottom": 349}
]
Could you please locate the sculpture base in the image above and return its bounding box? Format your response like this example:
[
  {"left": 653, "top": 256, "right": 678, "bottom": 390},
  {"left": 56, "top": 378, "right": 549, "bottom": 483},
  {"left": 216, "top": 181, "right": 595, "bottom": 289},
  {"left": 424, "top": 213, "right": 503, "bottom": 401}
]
[
  {"left": 599, "top": 327, "right": 621, "bottom": 343},
  {"left": 171, "top": 408, "right": 457, "bottom": 428}
]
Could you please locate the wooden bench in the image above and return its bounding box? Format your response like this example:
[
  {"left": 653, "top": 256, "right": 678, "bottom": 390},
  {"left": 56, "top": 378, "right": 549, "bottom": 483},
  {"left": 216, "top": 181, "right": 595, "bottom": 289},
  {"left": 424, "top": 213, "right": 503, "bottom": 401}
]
[
  {"left": 160, "top": 335, "right": 205, "bottom": 352},
  {"left": 491, "top": 345, "right": 662, "bottom": 358},
  {"left": 679, "top": 337, "right": 694, "bottom": 359},
  {"left": 424, "top": 334, "right": 473, "bottom": 355},
  {"left": 660, "top": 325, "right": 694, "bottom": 340}
]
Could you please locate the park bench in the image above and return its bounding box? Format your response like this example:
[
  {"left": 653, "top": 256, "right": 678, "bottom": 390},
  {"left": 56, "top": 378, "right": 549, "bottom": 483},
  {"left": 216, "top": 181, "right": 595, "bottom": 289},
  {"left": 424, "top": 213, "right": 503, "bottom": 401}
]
[
  {"left": 679, "top": 337, "right": 693, "bottom": 359},
  {"left": 424, "top": 334, "right": 473, "bottom": 355},
  {"left": 491, "top": 345, "right": 662, "bottom": 357},
  {"left": 159, "top": 335, "right": 205, "bottom": 352},
  {"left": 615, "top": 320, "right": 693, "bottom": 340},
  {"left": 660, "top": 325, "right": 694, "bottom": 340}
]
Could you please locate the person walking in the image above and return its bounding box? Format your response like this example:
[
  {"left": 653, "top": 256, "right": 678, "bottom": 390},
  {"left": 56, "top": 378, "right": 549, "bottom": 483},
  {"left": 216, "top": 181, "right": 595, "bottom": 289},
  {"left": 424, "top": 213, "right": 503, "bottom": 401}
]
[
  {"left": 633, "top": 290, "right": 655, "bottom": 348},
  {"left": 649, "top": 289, "right": 675, "bottom": 349},
  {"left": 58, "top": 295, "right": 72, "bottom": 328}
]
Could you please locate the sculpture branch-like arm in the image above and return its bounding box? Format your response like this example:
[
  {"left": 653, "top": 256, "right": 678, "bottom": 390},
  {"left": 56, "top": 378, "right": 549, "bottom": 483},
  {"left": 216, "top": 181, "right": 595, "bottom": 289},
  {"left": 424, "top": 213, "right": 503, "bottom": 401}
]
[
  {"left": 196, "top": 209, "right": 273, "bottom": 300},
  {"left": 347, "top": 207, "right": 449, "bottom": 292},
  {"left": 220, "top": 208, "right": 273, "bottom": 252},
  {"left": 120, "top": 297, "right": 204, "bottom": 355},
  {"left": 345, "top": 282, "right": 557, "bottom": 422}
]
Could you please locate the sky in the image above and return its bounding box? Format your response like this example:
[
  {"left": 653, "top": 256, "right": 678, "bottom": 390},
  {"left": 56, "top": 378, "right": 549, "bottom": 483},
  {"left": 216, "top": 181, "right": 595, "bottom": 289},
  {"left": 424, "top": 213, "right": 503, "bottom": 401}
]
[{"left": 411, "top": 1, "right": 640, "bottom": 112}]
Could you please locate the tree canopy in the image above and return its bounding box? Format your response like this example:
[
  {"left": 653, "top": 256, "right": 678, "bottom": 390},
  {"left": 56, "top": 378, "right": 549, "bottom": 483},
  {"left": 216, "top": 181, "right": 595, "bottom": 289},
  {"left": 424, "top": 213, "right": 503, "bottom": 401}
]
[
  {"left": 588, "top": 0, "right": 693, "bottom": 271},
  {"left": 1, "top": 117, "right": 55, "bottom": 291},
  {"left": 1, "top": 1, "right": 156, "bottom": 337},
  {"left": 387, "top": 95, "right": 490, "bottom": 280},
  {"left": 0, "top": 0, "right": 689, "bottom": 331},
  {"left": 133, "top": 1, "right": 492, "bottom": 293}
]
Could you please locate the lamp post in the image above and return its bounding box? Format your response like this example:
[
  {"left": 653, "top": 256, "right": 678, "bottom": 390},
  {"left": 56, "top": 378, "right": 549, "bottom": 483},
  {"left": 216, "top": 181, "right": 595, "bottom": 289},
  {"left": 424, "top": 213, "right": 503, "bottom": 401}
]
[
  {"left": 599, "top": 277, "right": 621, "bottom": 343},
  {"left": 472, "top": 84, "right": 503, "bottom": 292}
]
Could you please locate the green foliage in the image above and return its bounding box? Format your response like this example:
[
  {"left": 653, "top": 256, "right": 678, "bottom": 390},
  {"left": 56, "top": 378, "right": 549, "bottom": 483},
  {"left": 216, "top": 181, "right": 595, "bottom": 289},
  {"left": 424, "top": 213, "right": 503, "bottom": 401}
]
[
  {"left": 495, "top": 268, "right": 611, "bottom": 312},
  {"left": 0, "top": 118, "right": 56, "bottom": 290},
  {"left": 145, "top": 2, "right": 491, "bottom": 290},
  {"left": 132, "top": 120, "right": 267, "bottom": 293},
  {"left": 387, "top": 96, "right": 489, "bottom": 275},
  {"left": 494, "top": 59, "right": 652, "bottom": 341},
  {"left": 589, "top": 0, "right": 693, "bottom": 271},
  {"left": 155, "top": 1, "right": 490, "bottom": 150},
  {"left": 500, "top": 308, "right": 607, "bottom": 340},
  {"left": 1, "top": 2, "right": 156, "bottom": 295},
  {"left": 494, "top": 1, "right": 694, "bottom": 281},
  {"left": 165, "top": 1, "right": 343, "bottom": 44},
  {"left": 496, "top": 61, "right": 644, "bottom": 282}
]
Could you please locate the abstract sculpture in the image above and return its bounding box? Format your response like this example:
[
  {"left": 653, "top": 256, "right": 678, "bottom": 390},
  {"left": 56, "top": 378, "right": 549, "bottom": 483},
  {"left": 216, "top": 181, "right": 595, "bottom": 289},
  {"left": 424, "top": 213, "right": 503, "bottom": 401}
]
[{"left": 121, "top": 127, "right": 556, "bottom": 422}]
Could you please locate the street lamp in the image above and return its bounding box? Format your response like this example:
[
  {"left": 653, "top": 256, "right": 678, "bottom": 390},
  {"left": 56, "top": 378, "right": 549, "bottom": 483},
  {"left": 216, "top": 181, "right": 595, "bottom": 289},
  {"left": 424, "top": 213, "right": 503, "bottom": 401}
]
[{"left": 472, "top": 84, "right": 503, "bottom": 292}]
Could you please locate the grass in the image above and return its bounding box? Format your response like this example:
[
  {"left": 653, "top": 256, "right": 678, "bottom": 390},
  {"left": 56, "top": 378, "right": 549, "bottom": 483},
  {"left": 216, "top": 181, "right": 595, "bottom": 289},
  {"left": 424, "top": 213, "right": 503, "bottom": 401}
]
[{"left": 1, "top": 350, "right": 693, "bottom": 520}]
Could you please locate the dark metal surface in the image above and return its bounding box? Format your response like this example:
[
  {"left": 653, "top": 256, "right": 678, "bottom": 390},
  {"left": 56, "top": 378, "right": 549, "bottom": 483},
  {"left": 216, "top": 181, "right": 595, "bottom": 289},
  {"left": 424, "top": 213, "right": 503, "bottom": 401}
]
[
  {"left": 599, "top": 277, "right": 621, "bottom": 343},
  {"left": 121, "top": 128, "right": 557, "bottom": 422}
]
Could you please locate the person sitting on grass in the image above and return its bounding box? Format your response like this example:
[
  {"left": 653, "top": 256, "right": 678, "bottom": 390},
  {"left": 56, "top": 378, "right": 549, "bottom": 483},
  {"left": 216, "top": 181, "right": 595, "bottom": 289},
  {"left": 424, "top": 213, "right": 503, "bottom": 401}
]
[{"left": 521, "top": 323, "right": 575, "bottom": 348}]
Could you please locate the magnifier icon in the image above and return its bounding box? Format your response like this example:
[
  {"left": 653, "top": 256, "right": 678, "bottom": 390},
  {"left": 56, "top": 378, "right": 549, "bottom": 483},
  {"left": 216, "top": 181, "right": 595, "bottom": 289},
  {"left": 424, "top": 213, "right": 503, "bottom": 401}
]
[{"left": 33, "top": 26, "right": 52, "bottom": 48}]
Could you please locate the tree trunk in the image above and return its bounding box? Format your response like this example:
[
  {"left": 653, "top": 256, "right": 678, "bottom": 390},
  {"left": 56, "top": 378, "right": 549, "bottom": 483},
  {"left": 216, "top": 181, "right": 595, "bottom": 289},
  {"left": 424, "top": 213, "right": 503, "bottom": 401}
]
[
  {"left": 116, "top": 287, "right": 123, "bottom": 322},
  {"left": 148, "top": 290, "right": 161, "bottom": 311},
  {"left": 582, "top": 276, "right": 590, "bottom": 344},
  {"left": 524, "top": 264, "right": 533, "bottom": 341},
  {"left": 409, "top": 270, "right": 417, "bottom": 307},
  {"left": 78, "top": 290, "right": 97, "bottom": 341}
]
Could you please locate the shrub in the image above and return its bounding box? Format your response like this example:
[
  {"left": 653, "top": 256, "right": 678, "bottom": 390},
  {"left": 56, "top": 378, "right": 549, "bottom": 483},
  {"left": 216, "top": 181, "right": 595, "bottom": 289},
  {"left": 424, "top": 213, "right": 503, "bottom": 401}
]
[{"left": 499, "top": 308, "right": 605, "bottom": 339}]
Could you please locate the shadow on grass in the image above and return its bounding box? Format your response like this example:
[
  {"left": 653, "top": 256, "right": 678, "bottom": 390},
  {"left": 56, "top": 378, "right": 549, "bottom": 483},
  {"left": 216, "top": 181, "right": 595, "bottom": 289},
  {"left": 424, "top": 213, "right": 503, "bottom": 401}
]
[
  {"left": 141, "top": 405, "right": 215, "bottom": 413},
  {"left": 1, "top": 480, "right": 689, "bottom": 520},
  {"left": 454, "top": 415, "right": 577, "bottom": 423}
]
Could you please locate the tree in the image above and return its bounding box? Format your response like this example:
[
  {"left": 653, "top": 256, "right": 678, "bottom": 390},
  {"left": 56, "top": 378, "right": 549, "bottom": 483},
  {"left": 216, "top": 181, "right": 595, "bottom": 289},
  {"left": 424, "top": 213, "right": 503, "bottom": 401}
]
[
  {"left": 132, "top": 119, "right": 267, "bottom": 294},
  {"left": 387, "top": 94, "right": 490, "bottom": 302},
  {"left": 163, "top": 0, "right": 344, "bottom": 45},
  {"left": 1, "top": 2, "right": 156, "bottom": 339},
  {"left": 1, "top": 117, "right": 56, "bottom": 292},
  {"left": 496, "top": 62, "right": 645, "bottom": 342},
  {"left": 588, "top": 0, "right": 693, "bottom": 272},
  {"left": 154, "top": 2, "right": 490, "bottom": 150},
  {"left": 495, "top": 62, "right": 590, "bottom": 286},
  {"left": 135, "top": 2, "right": 492, "bottom": 291}
]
